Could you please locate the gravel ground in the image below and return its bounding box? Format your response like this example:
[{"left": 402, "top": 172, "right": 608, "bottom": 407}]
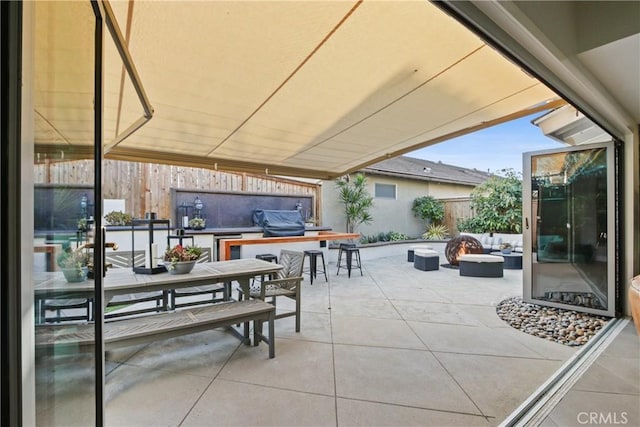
[{"left": 496, "top": 296, "right": 611, "bottom": 346}]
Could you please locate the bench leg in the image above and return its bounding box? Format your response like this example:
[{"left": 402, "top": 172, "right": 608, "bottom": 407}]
[
  {"left": 254, "top": 318, "right": 262, "bottom": 347},
  {"left": 268, "top": 311, "right": 274, "bottom": 358},
  {"left": 244, "top": 320, "right": 250, "bottom": 342},
  {"left": 252, "top": 313, "right": 275, "bottom": 358},
  {"left": 223, "top": 281, "right": 232, "bottom": 301}
]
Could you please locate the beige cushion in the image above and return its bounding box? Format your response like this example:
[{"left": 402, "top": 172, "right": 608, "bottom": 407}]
[
  {"left": 459, "top": 254, "right": 503, "bottom": 263},
  {"left": 410, "top": 244, "right": 433, "bottom": 250},
  {"left": 414, "top": 249, "right": 438, "bottom": 257}
]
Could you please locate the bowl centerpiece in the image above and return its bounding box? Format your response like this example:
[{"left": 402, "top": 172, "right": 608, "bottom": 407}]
[
  {"left": 57, "top": 250, "right": 90, "bottom": 282},
  {"left": 164, "top": 244, "right": 202, "bottom": 274},
  {"left": 500, "top": 242, "right": 513, "bottom": 254},
  {"left": 188, "top": 217, "right": 206, "bottom": 230}
]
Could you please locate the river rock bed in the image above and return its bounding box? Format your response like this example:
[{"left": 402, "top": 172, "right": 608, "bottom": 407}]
[{"left": 496, "top": 297, "right": 611, "bottom": 346}]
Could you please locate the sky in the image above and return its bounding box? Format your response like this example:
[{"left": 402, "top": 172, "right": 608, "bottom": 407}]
[{"left": 408, "top": 112, "right": 562, "bottom": 175}]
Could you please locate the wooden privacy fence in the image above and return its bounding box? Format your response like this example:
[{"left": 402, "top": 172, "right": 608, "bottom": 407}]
[
  {"left": 34, "top": 160, "right": 321, "bottom": 221},
  {"left": 440, "top": 197, "right": 473, "bottom": 236}
]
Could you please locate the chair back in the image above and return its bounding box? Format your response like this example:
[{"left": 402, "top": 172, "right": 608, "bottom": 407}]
[
  {"left": 276, "top": 250, "right": 304, "bottom": 279},
  {"left": 195, "top": 248, "right": 212, "bottom": 263}
]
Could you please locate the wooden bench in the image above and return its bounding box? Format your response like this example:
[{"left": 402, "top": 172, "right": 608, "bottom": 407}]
[{"left": 35, "top": 299, "right": 276, "bottom": 358}]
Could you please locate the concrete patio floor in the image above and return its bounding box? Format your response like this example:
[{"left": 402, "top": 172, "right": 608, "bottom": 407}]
[{"left": 36, "top": 245, "right": 639, "bottom": 426}]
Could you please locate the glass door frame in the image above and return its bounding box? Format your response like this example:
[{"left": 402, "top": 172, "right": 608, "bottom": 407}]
[
  {"left": 523, "top": 141, "right": 618, "bottom": 317},
  {"left": 1, "top": 1, "right": 25, "bottom": 425},
  {"left": 3, "top": 1, "right": 106, "bottom": 424}
]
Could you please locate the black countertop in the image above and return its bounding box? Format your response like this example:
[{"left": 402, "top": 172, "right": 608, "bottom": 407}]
[
  {"left": 38, "top": 226, "right": 332, "bottom": 237},
  {"left": 186, "top": 226, "right": 332, "bottom": 236}
]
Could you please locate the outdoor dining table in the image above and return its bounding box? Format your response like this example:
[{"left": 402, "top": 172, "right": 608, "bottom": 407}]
[{"left": 33, "top": 258, "right": 283, "bottom": 317}]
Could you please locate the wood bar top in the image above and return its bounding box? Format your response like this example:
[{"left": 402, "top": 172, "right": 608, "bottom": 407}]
[{"left": 219, "top": 231, "right": 359, "bottom": 260}]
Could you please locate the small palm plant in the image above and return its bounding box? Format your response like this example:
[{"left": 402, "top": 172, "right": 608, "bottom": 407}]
[
  {"left": 335, "top": 173, "right": 373, "bottom": 234},
  {"left": 422, "top": 224, "right": 449, "bottom": 240}
]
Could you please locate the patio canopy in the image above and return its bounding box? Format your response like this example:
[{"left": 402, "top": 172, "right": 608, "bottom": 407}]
[{"left": 33, "top": 0, "right": 562, "bottom": 180}]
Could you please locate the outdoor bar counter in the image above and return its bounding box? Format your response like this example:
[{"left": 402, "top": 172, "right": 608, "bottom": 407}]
[
  {"left": 190, "top": 226, "right": 358, "bottom": 261},
  {"left": 101, "top": 225, "right": 356, "bottom": 262}
]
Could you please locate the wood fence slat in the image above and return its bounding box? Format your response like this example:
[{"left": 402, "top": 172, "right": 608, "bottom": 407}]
[
  {"left": 35, "top": 160, "right": 321, "bottom": 220},
  {"left": 442, "top": 197, "right": 473, "bottom": 236}
]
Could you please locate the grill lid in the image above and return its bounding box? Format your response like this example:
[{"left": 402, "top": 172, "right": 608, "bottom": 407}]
[{"left": 253, "top": 209, "right": 305, "bottom": 237}]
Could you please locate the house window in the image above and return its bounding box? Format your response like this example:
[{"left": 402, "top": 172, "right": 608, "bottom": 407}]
[{"left": 374, "top": 183, "right": 396, "bottom": 199}]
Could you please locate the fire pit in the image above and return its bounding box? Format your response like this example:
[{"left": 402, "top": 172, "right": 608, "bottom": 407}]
[{"left": 445, "top": 235, "right": 483, "bottom": 266}]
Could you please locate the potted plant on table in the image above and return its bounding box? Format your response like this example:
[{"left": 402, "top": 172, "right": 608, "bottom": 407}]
[
  {"left": 104, "top": 210, "right": 133, "bottom": 226},
  {"left": 77, "top": 217, "right": 90, "bottom": 232},
  {"left": 188, "top": 217, "right": 206, "bottom": 230},
  {"left": 57, "top": 250, "right": 91, "bottom": 282},
  {"left": 500, "top": 242, "right": 513, "bottom": 254},
  {"left": 164, "top": 244, "right": 202, "bottom": 274}
]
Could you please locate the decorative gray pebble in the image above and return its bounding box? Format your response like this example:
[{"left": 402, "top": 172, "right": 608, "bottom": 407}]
[{"left": 496, "top": 297, "right": 611, "bottom": 347}]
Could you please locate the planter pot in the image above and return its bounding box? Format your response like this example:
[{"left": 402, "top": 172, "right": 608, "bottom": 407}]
[
  {"left": 61, "top": 267, "right": 89, "bottom": 283},
  {"left": 165, "top": 260, "right": 196, "bottom": 275},
  {"left": 501, "top": 249, "right": 512, "bottom": 255}
]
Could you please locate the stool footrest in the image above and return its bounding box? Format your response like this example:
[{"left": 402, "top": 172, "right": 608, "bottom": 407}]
[{"left": 303, "top": 250, "right": 327, "bottom": 284}]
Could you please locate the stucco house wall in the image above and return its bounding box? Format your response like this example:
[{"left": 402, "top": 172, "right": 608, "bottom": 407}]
[{"left": 322, "top": 173, "right": 476, "bottom": 238}]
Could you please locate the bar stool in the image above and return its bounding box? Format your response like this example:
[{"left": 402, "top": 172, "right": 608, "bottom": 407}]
[
  {"left": 252, "top": 253, "right": 278, "bottom": 285},
  {"left": 303, "top": 249, "right": 327, "bottom": 284},
  {"left": 336, "top": 243, "right": 362, "bottom": 277}
]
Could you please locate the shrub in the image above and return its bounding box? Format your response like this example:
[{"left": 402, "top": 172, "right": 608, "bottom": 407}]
[
  {"left": 359, "top": 231, "right": 409, "bottom": 244},
  {"left": 359, "top": 235, "right": 377, "bottom": 244},
  {"left": 388, "top": 231, "right": 409, "bottom": 241},
  {"left": 412, "top": 196, "right": 445, "bottom": 225},
  {"left": 456, "top": 216, "right": 485, "bottom": 233},
  {"left": 458, "top": 169, "right": 522, "bottom": 233}
]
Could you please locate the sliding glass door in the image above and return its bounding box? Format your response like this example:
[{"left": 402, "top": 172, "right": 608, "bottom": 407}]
[
  {"left": 523, "top": 142, "right": 616, "bottom": 317},
  {"left": 32, "top": 2, "right": 102, "bottom": 425}
]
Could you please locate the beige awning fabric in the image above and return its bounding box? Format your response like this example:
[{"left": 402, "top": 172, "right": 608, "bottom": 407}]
[{"left": 34, "top": 0, "right": 561, "bottom": 179}]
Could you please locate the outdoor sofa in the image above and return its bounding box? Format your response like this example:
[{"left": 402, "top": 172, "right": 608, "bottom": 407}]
[{"left": 459, "top": 232, "right": 523, "bottom": 253}]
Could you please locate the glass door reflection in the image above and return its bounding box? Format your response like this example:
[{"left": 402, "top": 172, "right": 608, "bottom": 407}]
[
  {"left": 524, "top": 143, "right": 615, "bottom": 316},
  {"left": 33, "top": 2, "right": 98, "bottom": 424}
]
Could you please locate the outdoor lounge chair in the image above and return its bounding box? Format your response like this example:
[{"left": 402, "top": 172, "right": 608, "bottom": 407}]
[{"left": 238, "top": 249, "right": 304, "bottom": 332}]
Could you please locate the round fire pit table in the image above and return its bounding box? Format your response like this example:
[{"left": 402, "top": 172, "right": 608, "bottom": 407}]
[{"left": 490, "top": 251, "right": 522, "bottom": 269}]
